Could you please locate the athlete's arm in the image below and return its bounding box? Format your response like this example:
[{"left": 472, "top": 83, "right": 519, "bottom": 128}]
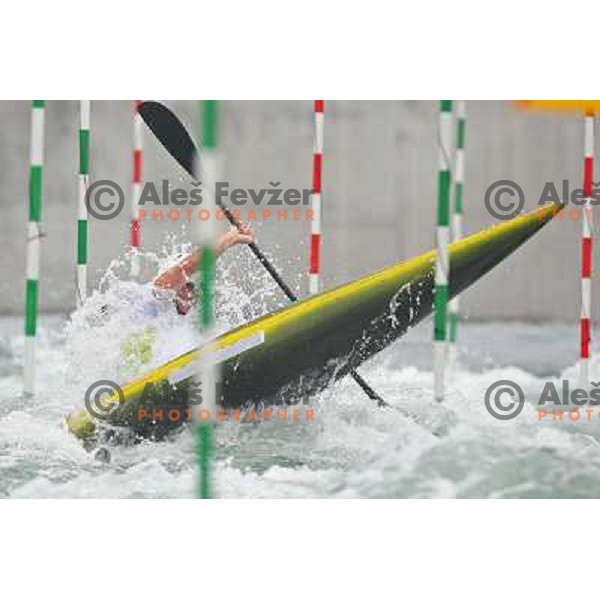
[{"left": 153, "top": 223, "right": 255, "bottom": 295}]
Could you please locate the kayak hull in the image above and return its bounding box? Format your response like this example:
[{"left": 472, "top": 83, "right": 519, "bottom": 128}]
[{"left": 66, "top": 204, "right": 561, "bottom": 440}]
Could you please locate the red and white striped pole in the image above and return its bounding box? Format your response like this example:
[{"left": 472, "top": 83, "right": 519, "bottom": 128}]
[
  {"left": 580, "top": 112, "right": 594, "bottom": 385},
  {"left": 309, "top": 100, "right": 324, "bottom": 295},
  {"left": 130, "top": 100, "right": 143, "bottom": 276}
]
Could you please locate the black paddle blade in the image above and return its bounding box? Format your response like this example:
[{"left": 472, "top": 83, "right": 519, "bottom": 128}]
[{"left": 138, "top": 101, "right": 198, "bottom": 176}]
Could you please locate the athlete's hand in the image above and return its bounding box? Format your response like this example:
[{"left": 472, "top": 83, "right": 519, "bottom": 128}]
[{"left": 216, "top": 223, "right": 256, "bottom": 254}]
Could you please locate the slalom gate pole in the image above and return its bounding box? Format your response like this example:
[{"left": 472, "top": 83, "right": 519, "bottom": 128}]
[
  {"left": 309, "top": 100, "right": 324, "bottom": 295},
  {"left": 580, "top": 111, "right": 594, "bottom": 385},
  {"left": 449, "top": 100, "right": 465, "bottom": 350},
  {"left": 131, "top": 100, "right": 143, "bottom": 276},
  {"left": 305, "top": 100, "right": 385, "bottom": 404},
  {"left": 77, "top": 100, "right": 90, "bottom": 306},
  {"left": 196, "top": 100, "right": 220, "bottom": 499},
  {"left": 24, "top": 101, "right": 45, "bottom": 396},
  {"left": 434, "top": 100, "right": 453, "bottom": 402}
]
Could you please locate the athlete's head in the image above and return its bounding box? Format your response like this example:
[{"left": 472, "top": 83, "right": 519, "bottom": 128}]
[{"left": 174, "top": 280, "right": 198, "bottom": 315}]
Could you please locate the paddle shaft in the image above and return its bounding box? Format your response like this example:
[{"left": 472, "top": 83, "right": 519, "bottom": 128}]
[
  {"left": 218, "top": 202, "right": 297, "bottom": 300},
  {"left": 216, "top": 201, "right": 386, "bottom": 405},
  {"left": 217, "top": 191, "right": 386, "bottom": 405}
]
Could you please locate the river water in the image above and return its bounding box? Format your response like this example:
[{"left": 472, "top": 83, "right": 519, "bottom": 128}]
[{"left": 1, "top": 252, "right": 599, "bottom": 498}]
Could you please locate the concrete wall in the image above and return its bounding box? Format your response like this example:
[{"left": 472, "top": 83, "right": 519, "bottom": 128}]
[{"left": 0, "top": 100, "right": 590, "bottom": 320}]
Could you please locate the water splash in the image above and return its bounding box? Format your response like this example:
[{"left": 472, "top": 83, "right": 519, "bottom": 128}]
[{"left": 4, "top": 242, "right": 600, "bottom": 497}]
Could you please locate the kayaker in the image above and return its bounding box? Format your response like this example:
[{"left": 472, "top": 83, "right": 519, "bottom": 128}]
[
  {"left": 114, "top": 221, "right": 255, "bottom": 376},
  {"left": 153, "top": 222, "right": 255, "bottom": 315}
]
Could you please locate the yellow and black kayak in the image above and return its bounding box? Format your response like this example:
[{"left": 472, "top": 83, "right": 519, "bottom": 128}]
[{"left": 66, "top": 203, "right": 560, "bottom": 441}]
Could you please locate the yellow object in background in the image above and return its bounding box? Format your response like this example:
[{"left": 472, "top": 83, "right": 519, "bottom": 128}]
[{"left": 516, "top": 100, "right": 600, "bottom": 116}]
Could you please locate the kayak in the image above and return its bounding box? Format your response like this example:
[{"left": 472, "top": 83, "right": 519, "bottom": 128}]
[{"left": 66, "top": 203, "right": 561, "bottom": 441}]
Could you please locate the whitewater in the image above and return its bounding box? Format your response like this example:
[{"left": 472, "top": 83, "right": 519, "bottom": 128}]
[{"left": 1, "top": 244, "right": 599, "bottom": 499}]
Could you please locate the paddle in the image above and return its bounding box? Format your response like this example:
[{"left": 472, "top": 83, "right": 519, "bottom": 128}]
[{"left": 138, "top": 101, "right": 388, "bottom": 408}]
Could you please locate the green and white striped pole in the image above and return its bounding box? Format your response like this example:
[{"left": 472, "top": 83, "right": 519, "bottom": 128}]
[
  {"left": 434, "top": 100, "right": 453, "bottom": 402},
  {"left": 77, "top": 101, "right": 91, "bottom": 306},
  {"left": 449, "top": 101, "right": 465, "bottom": 351},
  {"left": 196, "top": 100, "right": 220, "bottom": 499},
  {"left": 24, "top": 100, "right": 45, "bottom": 396}
]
